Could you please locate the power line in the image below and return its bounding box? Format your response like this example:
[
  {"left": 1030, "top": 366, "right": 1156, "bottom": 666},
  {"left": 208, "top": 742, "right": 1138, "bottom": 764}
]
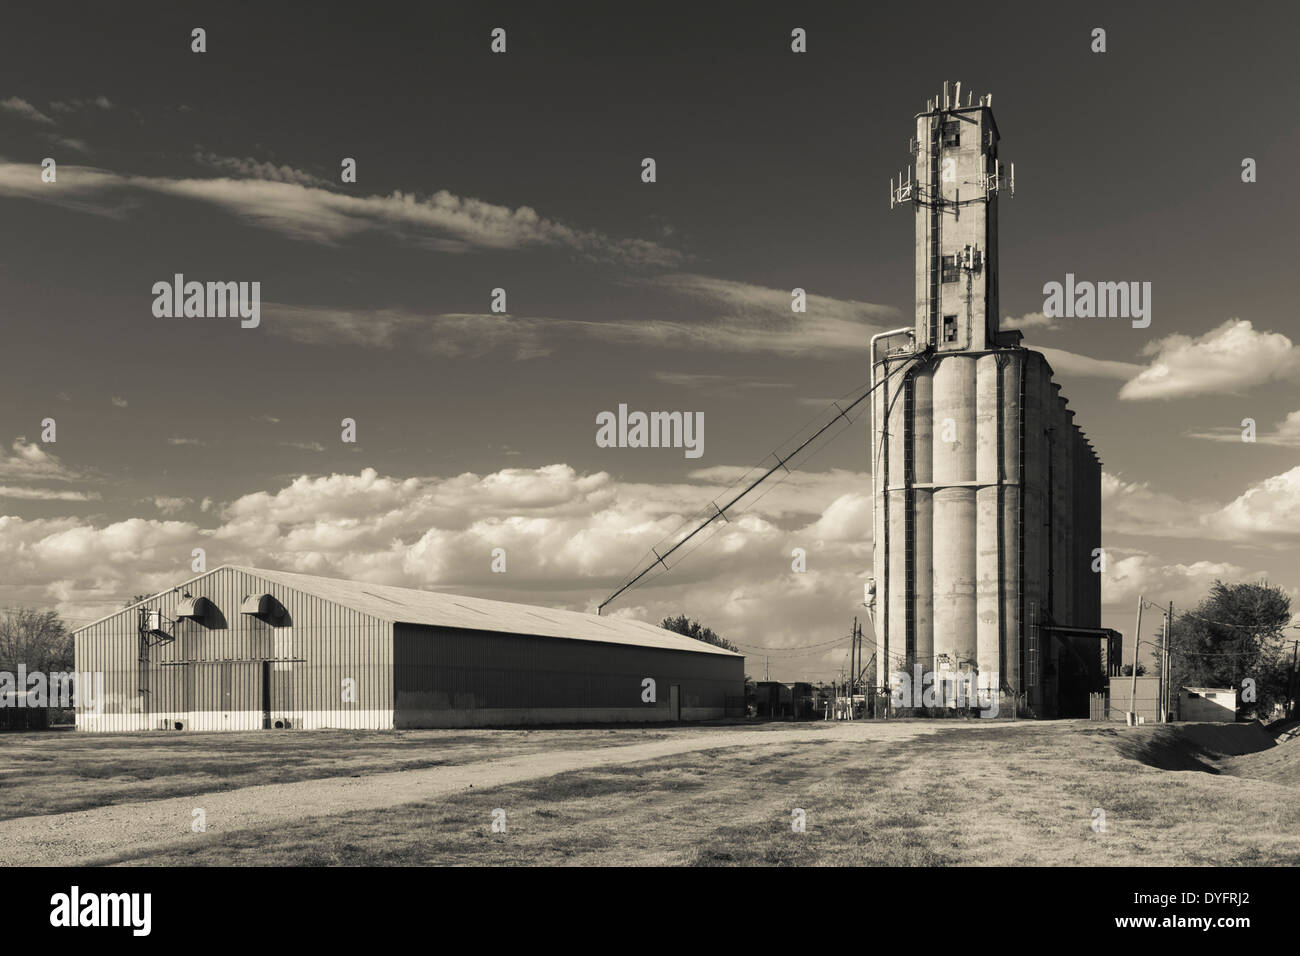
[{"left": 598, "top": 358, "right": 918, "bottom": 613}]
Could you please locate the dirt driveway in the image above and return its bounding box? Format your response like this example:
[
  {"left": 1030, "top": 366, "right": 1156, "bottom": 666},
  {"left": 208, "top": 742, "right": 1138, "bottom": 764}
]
[{"left": 2, "top": 720, "right": 994, "bottom": 865}]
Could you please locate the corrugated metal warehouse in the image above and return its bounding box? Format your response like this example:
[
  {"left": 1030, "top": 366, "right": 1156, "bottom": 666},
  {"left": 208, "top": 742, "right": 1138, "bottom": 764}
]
[{"left": 73, "top": 566, "right": 745, "bottom": 732}]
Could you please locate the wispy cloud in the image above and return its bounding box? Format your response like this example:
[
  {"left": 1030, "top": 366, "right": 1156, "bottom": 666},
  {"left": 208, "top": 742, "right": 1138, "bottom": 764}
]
[
  {"left": 192, "top": 151, "right": 329, "bottom": 188},
  {"left": 42, "top": 134, "right": 90, "bottom": 155},
  {"left": 0, "top": 486, "right": 99, "bottom": 501},
  {"left": 1187, "top": 409, "right": 1300, "bottom": 447},
  {"left": 0, "top": 96, "right": 55, "bottom": 125},
  {"left": 0, "top": 163, "right": 682, "bottom": 267},
  {"left": 260, "top": 305, "right": 553, "bottom": 359},
  {"left": 49, "top": 95, "right": 112, "bottom": 113},
  {"left": 651, "top": 371, "right": 793, "bottom": 391},
  {"left": 259, "top": 278, "right": 900, "bottom": 359},
  {"left": 635, "top": 273, "right": 900, "bottom": 354},
  {"left": 1036, "top": 346, "right": 1142, "bottom": 380},
  {"left": 0, "top": 440, "right": 81, "bottom": 482}
]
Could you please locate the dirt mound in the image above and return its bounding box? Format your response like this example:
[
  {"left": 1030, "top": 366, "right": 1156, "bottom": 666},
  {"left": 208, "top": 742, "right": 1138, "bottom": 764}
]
[
  {"left": 1113, "top": 722, "right": 1275, "bottom": 773},
  {"left": 1266, "top": 719, "right": 1300, "bottom": 744},
  {"left": 1223, "top": 724, "right": 1300, "bottom": 785}
]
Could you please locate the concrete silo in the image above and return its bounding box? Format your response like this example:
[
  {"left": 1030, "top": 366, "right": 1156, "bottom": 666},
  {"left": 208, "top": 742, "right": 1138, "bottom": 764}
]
[{"left": 874, "top": 84, "right": 1103, "bottom": 717}]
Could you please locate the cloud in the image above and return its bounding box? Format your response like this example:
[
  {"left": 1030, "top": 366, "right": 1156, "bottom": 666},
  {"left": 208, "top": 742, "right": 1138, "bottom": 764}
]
[
  {"left": 0, "top": 163, "right": 136, "bottom": 218},
  {"left": 1205, "top": 465, "right": 1300, "bottom": 543},
  {"left": 634, "top": 273, "right": 900, "bottom": 355},
  {"left": 0, "top": 440, "right": 80, "bottom": 482},
  {"left": 279, "top": 441, "right": 326, "bottom": 452},
  {"left": 1003, "top": 312, "right": 1056, "bottom": 331},
  {"left": 193, "top": 151, "right": 329, "bottom": 188},
  {"left": 166, "top": 437, "right": 203, "bottom": 446},
  {"left": 1119, "top": 320, "right": 1298, "bottom": 400},
  {"left": 49, "top": 95, "right": 112, "bottom": 113},
  {"left": 651, "top": 371, "right": 792, "bottom": 391},
  {"left": 1104, "top": 467, "right": 1300, "bottom": 544},
  {"left": 152, "top": 496, "right": 191, "bottom": 515},
  {"left": 1102, "top": 471, "right": 1217, "bottom": 539},
  {"left": 1036, "top": 346, "right": 1142, "bottom": 380},
  {"left": 0, "top": 463, "right": 872, "bottom": 645},
  {"left": 260, "top": 305, "right": 552, "bottom": 359},
  {"left": 1187, "top": 409, "right": 1300, "bottom": 447},
  {"left": 41, "top": 134, "right": 90, "bottom": 155},
  {"left": 262, "top": 285, "right": 896, "bottom": 359},
  {"left": 0, "top": 163, "right": 681, "bottom": 267},
  {"left": 1101, "top": 548, "right": 1261, "bottom": 608},
  {"left": 0, "top": 486, "right": 99, "bottom": 502},
  {"left": 111, "top": 395, "right": 128, "bottom": 407},
  {"left": 0, "top": 96, "right": 55, "bottom": 124}
]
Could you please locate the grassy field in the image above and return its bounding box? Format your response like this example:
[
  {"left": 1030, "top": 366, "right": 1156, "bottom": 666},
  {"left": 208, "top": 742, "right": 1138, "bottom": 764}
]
[
  {"left": 5, "top": 720, "right": 1296, "bottom": 866},
  {"left": 0, "top": 726, "right": 689, "bottom": 819}
]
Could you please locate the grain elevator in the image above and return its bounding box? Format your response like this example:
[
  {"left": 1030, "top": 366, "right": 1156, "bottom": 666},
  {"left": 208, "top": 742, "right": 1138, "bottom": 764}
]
[{"left": 873, "top": 83, "right": 1104, "bottom": 718}]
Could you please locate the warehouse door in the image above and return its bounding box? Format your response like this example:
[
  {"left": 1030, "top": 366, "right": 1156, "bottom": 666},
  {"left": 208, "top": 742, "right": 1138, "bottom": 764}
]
[
  {"left": 670, "top": 684, "right": 681, "bottom": 721},
  {"left": 191, "top": 661, "right": 262, "bottom": 731}
]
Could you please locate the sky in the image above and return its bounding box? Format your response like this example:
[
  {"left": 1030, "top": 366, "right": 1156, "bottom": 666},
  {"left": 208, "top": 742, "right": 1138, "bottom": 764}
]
[{"left": 1, "top": 1, "right": 1297, "bottom": 681}]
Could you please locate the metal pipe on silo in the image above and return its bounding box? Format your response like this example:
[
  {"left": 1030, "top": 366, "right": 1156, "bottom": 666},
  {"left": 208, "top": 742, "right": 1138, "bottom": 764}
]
[{"left": 870, "top": 328, "right": 913, "bottom": 689}]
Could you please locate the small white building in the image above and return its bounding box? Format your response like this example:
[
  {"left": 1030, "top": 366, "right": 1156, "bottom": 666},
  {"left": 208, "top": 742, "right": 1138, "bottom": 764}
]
[{"left": 1179, "top": 687, "right": 1236, "bottom": 723}]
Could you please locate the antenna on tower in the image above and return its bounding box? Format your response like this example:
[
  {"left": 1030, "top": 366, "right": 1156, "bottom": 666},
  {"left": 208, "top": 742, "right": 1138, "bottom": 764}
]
[{"left": 889, "top": 166, "right": 913, "bottom": 208}]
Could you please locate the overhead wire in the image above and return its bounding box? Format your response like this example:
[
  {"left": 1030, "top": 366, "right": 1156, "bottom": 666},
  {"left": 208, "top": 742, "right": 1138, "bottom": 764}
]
[{"left": 599, "top": 356, "right": 919, "bottom": 613}]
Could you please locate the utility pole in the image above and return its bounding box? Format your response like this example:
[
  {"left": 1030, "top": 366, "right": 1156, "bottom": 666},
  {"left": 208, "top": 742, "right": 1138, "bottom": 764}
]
[
  {"left": 850, "top": 618, "right": 858, "bottom": 721},
  {"left": 1284, "top": 642, "right": 1294, "bottom": 717},
  {"left": 1128, "top": 595, "right": 1143, "bottom": 725},
  {"left": 1155, "top": 606, "right": 1167, "bottom": 722},
  {"left": 850, "top": 617, "right": 858, "bottom": 700},
  {"left": 765, "top": 656, "right": 769, "bottom": 682},
  {"left": 1170, "top": 600, "right": 1180, "bottom": 723}
]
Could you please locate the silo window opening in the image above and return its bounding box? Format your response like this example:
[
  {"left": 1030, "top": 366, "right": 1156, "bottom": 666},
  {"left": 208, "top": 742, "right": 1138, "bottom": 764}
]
[
  {"left": 941, "top": 255, "right": 960, "bottom": 283},
  {"left": 941, "top": 121, "right": 960, "bottom": 147},
  {"left": 943, "top": 315, "right": 958, "bottom": 343}
]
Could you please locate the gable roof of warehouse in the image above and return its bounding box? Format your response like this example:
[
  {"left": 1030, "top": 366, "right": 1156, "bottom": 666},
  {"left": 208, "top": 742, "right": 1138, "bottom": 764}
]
[{"left": 233, "top": 566, "right": 741, "bottom": 657}]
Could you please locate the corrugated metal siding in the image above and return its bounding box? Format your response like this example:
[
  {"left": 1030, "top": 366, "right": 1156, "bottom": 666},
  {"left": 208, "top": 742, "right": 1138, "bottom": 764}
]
[
  {"left": 74, "top": 567, "right": 393, "bottom": 732},
  {"left": 393, "top": 624, "right": 745, "bottom": 727}
]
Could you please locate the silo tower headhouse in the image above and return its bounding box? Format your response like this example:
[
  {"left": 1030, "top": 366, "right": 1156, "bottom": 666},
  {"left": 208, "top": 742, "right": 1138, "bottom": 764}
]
[{"left": 874, "top": 83, "right": 1106, "bottom": 718}]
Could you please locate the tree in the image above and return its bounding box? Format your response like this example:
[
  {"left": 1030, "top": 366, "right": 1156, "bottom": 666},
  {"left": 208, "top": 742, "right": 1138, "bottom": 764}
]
[
  {"left": 1120, "top": 663, "right": 1146, "bottom": 677},
  {"left": 0, "top": 607, "right": 73, "bottom": 674},
  {"left": 1168, "top": 580, "right": 1293, "bottom": 719},
  {"left": 660, "top": 614, "right": 739, "bottom": 653},
  {"left": 123, "top": 594, "right": 148, "bottom": 607}
]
